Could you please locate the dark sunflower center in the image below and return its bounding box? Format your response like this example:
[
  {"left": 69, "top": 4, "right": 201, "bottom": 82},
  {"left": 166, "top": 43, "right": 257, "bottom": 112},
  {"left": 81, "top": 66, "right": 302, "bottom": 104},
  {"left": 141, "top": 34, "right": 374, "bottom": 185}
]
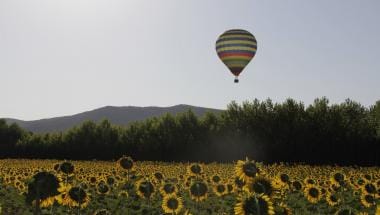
[
  {"left": 68, "top": 187, "right": 87, "bottom": 204},
  {"left": 334, "top": 173, "right": 344, "bottom": 182},
  {"left": 154, "top": 172, "right": 163, "bottom": 180},
  {"left": 243, "top": 196, "right": 269, "bottom": 214},
  {"left": 167, "top": 198, "right": 179, "bottom": 209},
  {"left": 216, "top": 185, "right": 225, "bottom": 193},
  {"left": 242, "top": 162, "right": 258, "bottom": 177},
  {"left": 119, "top": 158, "right": 133, "bottom": 170},
  {"left": 164, "top": 184, "right": 175, "bottom": 193},
  {"left": 212, "top": 175, "right": 221, "bottom": 183},
  {"left": 139, "top": 181, "right": 154, "bottom": 198},
  {"left": 90, "top": 177, "right": 96, "bottom": 183},
  {"left": 252, "top": 182, "right": 266, "bottom": 194},
  {"left": 364, "top": 183, "right": 376, "bottom": 193},
  {"left": 190, "top": 182, "right": 208, "bottom": 197},
  {"left": 293, "top": 181, "right": 302, "bottom": 190},
  {"left": 60, "top": 162, "right": 74, "bottom": 174},
  {"left": 308, "top": 188, "right": 319, "bottom": 198},
  {"left": 329, "top": 194, "right": 338, "bottom": 202},
  {"left": 190, "top": 165, "right": 202, "bottom": 174},
  {"left": 364, "top": 195, "right": 375, "bottom": 204},
  {"left": 97, "top": 183, "right": 109, "bottom": 194},
  {"left": 280, "top": 174, "right": 289, "bottom": 183}
]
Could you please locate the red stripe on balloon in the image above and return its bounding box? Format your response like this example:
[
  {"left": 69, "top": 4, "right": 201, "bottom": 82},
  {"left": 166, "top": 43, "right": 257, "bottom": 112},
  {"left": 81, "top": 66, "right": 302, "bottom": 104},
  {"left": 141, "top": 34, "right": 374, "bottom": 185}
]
[{"left": 218, "top": 52, "right": 254, "bottom": 58}]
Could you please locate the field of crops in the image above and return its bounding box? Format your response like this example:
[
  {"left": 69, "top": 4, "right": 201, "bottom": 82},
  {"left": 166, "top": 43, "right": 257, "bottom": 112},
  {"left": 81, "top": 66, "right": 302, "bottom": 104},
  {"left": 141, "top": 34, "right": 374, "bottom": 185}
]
[{"left": 0, "top": 157, "right": 379, "bottom": 215}]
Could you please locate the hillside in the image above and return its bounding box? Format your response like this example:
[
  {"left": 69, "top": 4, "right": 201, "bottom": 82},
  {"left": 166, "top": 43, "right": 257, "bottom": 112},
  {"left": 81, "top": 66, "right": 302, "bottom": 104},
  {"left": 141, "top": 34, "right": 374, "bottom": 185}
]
[{"left": 3, "top": 105, "right": 221, "bottom": 133}]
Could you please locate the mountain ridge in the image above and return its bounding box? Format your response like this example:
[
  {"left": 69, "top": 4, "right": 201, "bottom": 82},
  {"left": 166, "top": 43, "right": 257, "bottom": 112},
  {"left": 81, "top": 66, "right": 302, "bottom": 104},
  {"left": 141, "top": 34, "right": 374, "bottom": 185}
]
[{"left": 2, "top": 105, "right": 222, "bottom": 133}]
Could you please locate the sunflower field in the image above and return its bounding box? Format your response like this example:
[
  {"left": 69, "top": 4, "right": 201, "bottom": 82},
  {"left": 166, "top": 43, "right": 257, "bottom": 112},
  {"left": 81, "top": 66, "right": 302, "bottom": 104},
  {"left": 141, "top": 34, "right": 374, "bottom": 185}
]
[{"left": 0, "top": 157, "right": 379, "bottom": 215}]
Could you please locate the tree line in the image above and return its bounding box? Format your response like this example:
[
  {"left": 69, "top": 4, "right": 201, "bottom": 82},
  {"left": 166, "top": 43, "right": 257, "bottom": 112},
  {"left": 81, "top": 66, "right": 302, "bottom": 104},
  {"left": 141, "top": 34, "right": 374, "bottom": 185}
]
[{"left": 1, "top": 98, "right": 379, "bottom": 165}]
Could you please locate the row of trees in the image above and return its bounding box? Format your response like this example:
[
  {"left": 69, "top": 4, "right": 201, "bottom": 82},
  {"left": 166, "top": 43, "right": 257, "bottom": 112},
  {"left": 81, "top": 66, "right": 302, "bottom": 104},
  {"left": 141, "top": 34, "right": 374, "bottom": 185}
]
[{"left": 1, "top": 98, "right": 379, "bottom": 165}]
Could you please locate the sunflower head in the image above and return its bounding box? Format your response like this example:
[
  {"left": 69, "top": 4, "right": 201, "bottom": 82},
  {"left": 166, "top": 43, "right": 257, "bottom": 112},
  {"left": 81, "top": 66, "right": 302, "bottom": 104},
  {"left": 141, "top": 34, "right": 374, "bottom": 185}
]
[
  {"left": 235, "top": 159, "right": 260, "bottom": 183},
  {"left": 189, "top": 180, "right": 208, "bottom": 202},
  {"left": 279, "top": 173, "right": 290, "bottom": 184},
  {"left": 162, "top": 194, "right": 183, "bottom": 214},
  {"left": 96, "top": 181, "right": 110, "bottom": 195},
  {"left": 187, "top": 163, "right": 204, "bottom": 177},
  {"left": 211, "top": 175, "right": 221, "bottom": 184},
  {"left": 326, "top": 192, "right": 340, "bottom": 207},
  {"left": 331, "top": 171, "right": 346, "bottom": 186},
  {"left": 214, "top": 184, "right": 227, "bottom": 197},
  {"left": 234, "top": 194, "right": 275, "bottom": 215},
  {"left": 362, "top": 183, "right": 377, "bottom": 195},
  {"left": 26, "top": 171, "right": 60, "bottom": 205},
  {"left": 304, "top": 185, "right": 321, "bottom": 204},
  {"left": 65, "top": 186, "right": 90, "bottom": 208},
  {"left": 244, "top": 176, "right": 274, "bottom": 197},
  {"left": 60, "top": 161, "right": 75, "bottom": 175},
  {"left": 291, "top": 180, "right": 303, "bottom": 191},
  {"left": 136, "top": 178, "right": 155, "bottom": 199},
  {"left": 160, "top": 182, "right": 178, "bottom": 196},
  {"left": 117, "top": 156, "right": 134, "bottom": 171},
  {"left": 360, "top": 194, "right": 376, "bottom": 208}
]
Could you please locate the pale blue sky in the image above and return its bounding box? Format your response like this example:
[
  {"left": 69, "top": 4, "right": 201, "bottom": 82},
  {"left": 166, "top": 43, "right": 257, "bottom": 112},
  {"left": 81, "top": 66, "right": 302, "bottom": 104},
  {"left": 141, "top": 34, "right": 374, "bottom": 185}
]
[{"left": 1, "top": 0, "right": 379, "bottom": 120}]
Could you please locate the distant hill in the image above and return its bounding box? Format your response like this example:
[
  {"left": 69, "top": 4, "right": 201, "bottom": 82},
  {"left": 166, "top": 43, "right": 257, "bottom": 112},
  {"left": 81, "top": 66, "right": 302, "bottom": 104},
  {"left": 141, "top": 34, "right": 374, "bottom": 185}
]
[{"left": 3, "top": 105, "right": 222, "bottom": 133}]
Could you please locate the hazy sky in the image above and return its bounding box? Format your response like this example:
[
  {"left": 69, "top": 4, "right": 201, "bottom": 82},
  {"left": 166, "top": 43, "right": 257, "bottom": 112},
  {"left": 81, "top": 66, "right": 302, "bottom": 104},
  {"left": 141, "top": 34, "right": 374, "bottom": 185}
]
[{"left": 1, "top": 0, "right": 379, "bottom": 120}]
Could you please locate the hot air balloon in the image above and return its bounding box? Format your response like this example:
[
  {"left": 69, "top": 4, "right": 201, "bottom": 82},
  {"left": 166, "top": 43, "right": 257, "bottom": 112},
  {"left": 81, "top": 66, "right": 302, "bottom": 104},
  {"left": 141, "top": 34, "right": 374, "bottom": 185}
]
[{"left": 216, "top": 29, "right": 257, "bottom": 83}]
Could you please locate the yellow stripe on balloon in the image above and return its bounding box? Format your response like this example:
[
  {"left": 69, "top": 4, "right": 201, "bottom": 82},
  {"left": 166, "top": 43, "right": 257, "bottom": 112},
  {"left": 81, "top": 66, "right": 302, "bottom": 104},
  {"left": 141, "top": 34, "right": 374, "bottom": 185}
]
[
  {"left": 217, "top": 46, "right": 257, "bottom": 52},
  {"left": 216, "top": 40, "right": 257, "bottom": 46},
  {"left": 218, "top": 34, "right": 255, "bottom": 39}
]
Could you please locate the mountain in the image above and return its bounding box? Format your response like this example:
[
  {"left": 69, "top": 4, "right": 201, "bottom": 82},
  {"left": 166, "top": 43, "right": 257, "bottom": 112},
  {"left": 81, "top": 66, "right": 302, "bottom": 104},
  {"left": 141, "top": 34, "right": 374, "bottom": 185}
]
[{"left": 2, "top": 105, "right": 222, "bottom": 133}]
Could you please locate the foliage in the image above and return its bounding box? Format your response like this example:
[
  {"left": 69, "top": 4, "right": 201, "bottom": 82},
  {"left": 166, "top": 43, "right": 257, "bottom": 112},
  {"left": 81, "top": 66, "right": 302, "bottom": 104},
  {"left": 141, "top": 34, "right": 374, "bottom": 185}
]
[
  {"left": 0, "top": 158, "right": 378, "bottom": 214},
  {"left": 0, "top": 97, "right": 379, "bottom": 165}
]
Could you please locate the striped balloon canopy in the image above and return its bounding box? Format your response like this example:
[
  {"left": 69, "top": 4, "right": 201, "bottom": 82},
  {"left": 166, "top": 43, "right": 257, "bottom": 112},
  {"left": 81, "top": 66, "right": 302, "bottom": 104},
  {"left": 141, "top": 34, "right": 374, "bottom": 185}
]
[{"left": 216, "top": 29, "right": 257, "bottom": 83}]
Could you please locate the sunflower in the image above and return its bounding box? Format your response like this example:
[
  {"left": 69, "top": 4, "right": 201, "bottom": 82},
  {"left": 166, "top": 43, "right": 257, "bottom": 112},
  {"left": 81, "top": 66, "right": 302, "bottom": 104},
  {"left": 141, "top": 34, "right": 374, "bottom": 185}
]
[
  {"left": 96, "top": 181, "right": 110, "bottom": 195},
  {"left": 304, "top": 177, "right": 316, "bottom": 186},
  {"left": 276, "top": 173, "right": 290, "bottom": 187},
  {"left": 234, "top": 194, "right": 275, "bottom": 215},
  {"left": 326, "top": 192, "right": 340, "bottom": 207},
  {"left": 291, "top": 180, "right": 303, "bottom": 191},
  {"left": 330, "top": 171, "right": 346, "bottom": 186},
  {"left": 136, "top": 178, "right": 155, "bottom": 199},
  {"left": 189, "top": 180, "right": 208, "bottom": 202},
  {"left": 63, "top": 186, "right": 90, "bottom": 209},
  {"left": 211, "top": 175, "right": 222, "bottom": 184},
  {"left": 117, "top": 156, "right": 134, "bottom": 171},
  {"left": 244, "top": 176, "right": 274, "bottom": 197},
  {"left": 376, "top": 204, "right": 380, "bottom": 215},
  {"left": 187, "top": 163, "right": 204, "bottom": 177},
  {"left": 360, "top": 194, "right": 376, "bottom": 208},
  {"left": 235, "top": 158, "right": 260, "bottom": 183},
  {"left": 162, "top": 194, "right": 183, "bottom": 214},
  {"left": 362, "top": 182, "right": 377, "bottom": 195},
  {"left": 304, "top": 185, "right": 321, "bottom": 204},
  {"left": 160, "top": 182, "right": 178, "bottom": 196},
  {"left": 214, "top": 183, "right": 227, "bottom": 197},
  {"left": 60, "top": 161, "right": 75, "bottom": 176}
]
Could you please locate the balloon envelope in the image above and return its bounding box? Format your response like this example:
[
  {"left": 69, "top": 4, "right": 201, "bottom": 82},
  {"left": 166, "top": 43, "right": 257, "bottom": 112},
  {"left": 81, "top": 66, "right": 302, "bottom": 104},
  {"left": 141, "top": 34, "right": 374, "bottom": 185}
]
[{"left": 216, "top": 29, "right": 257, "bottom": 78}]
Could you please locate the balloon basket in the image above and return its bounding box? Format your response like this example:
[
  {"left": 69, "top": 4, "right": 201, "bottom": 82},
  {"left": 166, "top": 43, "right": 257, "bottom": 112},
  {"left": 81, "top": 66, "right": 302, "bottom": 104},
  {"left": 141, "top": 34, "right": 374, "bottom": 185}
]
[{"left": 234, "top": 78, "right": 239, "bottom": 83}]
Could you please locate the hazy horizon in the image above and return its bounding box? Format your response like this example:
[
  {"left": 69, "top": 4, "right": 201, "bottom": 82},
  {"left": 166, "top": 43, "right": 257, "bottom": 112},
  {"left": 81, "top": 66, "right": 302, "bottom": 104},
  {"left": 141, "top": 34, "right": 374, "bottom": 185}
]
[{"left": 1, "top": 0, "right": 379, "bottom": 120}]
